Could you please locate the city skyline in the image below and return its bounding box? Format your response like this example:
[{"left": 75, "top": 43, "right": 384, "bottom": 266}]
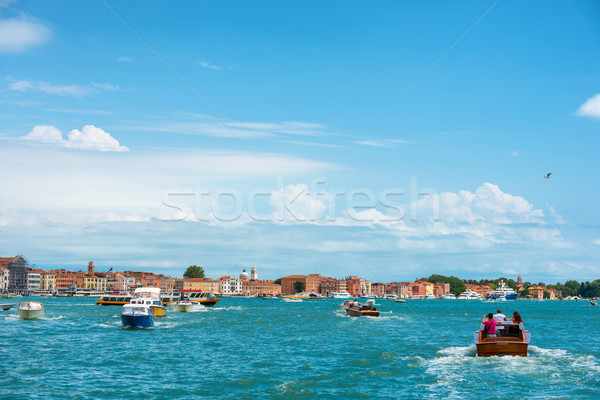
[{"left": 1, "top": 1, "right": 600, "bottom": 282}]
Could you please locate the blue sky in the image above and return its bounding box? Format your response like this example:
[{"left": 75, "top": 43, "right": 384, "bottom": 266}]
[{"left": 1, "top": 0, "right": 599, "bottom": 283}]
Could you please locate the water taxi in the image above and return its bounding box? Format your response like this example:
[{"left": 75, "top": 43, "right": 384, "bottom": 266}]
[
  {"left": 282, "top": 298, "right": 303, "bottom": 302},
  {"left": 343, "top": 301, "right": 379, "bottom": 317},
  {"left": 162, "top": 291, "right": 221, "bottom": 307},
  {"left": 170, "top": 298, "right": 196, "bottom": 312},
  {"left": 18, "top": 302, "right": 45, "bottom": 320},
  {"left": 121, "top": 288, "right": 166, "bottom": 328},
  {"left": 474, "top": 321, "right": 530, "bottom": 357},
  {"left": 96, "top": 293, "right": 133, "bottom": 306}
]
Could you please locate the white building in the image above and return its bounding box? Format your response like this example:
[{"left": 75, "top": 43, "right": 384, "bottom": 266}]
[
  {"left": 27, "top": 271, "right": 41, "bottom": 291},
  {"left": 220, "top": 276, "right": 243, "bottom": 295},
  {"left": 0, "top": 266, "right": 9, "bottom": 292},
  {"left": 251, "top": 266, "right": 258, "bottom": 280}
]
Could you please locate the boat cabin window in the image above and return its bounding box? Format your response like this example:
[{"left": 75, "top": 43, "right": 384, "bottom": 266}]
[{"left": 109, "top": 297, "right": 116, "bottom": 302}]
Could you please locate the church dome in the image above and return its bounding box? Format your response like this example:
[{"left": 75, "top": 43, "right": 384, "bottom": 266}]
[{"left": 239, "top": 268, "right": 250, "bottom": 280}]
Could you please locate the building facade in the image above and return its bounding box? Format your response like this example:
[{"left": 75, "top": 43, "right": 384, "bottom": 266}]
[{"left": 0, "top": 255, "right": 29, "bottom": 292}]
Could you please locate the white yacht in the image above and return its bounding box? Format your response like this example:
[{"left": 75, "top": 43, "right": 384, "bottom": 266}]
[
  {"left": 424, "top": 294, "right": 436, "bottom": 299},
  {"left": 440, "top": 293, "right": 456, "bottom": 299},
  {"left": 331, "top": 292, "right": 352, "bottom": 299},
  {"left": 457, "top": 289, "right": 483, "bottom": 300},
  {"left": 487, "top": 280, "right": 518, "bottom": 300}
]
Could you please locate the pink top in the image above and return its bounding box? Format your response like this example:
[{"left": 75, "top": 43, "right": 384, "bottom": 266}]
[{"left": 484, "top": 319, "right": 497, "bottom": 334}]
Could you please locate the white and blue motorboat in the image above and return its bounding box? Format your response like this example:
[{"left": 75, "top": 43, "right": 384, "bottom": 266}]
[
  {"left": 120, "top": 287, "right": 165, "bottom": 328},
  {"left": 486, "top": 280, "right": 518, "bottom": 300},
  {"left": 121, "top": 304, "right": 155, "bottom": 328}
]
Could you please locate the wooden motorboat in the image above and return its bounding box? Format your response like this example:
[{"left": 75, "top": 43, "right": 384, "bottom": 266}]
[
  {"left": 18, "top": 302, "right": 45, "bottom": 320},
  {"left": 474, "top": 321, "right": 530, "bottom": 357},
  {"left": 170, "top": 299, "right": 196, "bottom": 312},
  {"left": 344, "top": 302, "right": 379, "bottom": 317}
]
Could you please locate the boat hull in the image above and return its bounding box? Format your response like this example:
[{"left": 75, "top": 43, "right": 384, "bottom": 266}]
[
  {"left": 346, "top": 307, "right": 379, "bottom": 317},
  {"left": 476, "top": 341, "right": 528, "bottom": 357},
  {"left": 18, "top": 309, "right": 45, "bottom": 320},
  {"left": 487, "top": 293, "right": 518, "bottom": 300},
  {"left": 121, "top": 314, "right": 155, "bottom": 328},
  {"left": 0, "top": 303, "right": 16, "bottom": 310},
  {"left": 150, "top": 305, "right": 167, "bottom": 317}
]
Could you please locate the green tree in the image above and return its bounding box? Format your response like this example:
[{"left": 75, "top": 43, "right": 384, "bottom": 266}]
[
  {"left": 293, "top": 281, "right": 305, "bottom": 293},
  {"left": 183, "top": 265, "right": 205, "bottom": 279},
  {"left": 274, "top": 278, "right": 281, "bottom": 285},
  {"left": 428, "top": 274, "right": 466, "bottom": 297},
  {"left": 518, "top": 288, "right": 530, "bottom": 298}
]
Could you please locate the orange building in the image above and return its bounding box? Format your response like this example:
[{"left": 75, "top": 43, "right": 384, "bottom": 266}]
[
  {"left": 280, "top": 275, "right": 327, "bottom": 294},
  {"left": 242, "top": 280, "right": 281, "bottom": 296},
  {"left": 528, "top": 285, "right": 545, "bottom": 300}
]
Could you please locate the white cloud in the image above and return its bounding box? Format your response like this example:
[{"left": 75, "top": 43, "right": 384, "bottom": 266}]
[
  {"left": 91, "top": 82, "right": 121, "bottom": 91},
  {"left": 356, "top": 139, "right": 409, "bottom": 148},
  {"left": 509, "top": 150, "right": 520, "bottom": 157},
  {"left": 199, "top": 61, "right": 222, "bottom": 70},
  {"left": 67, "top": 125, "right": 129, "bottom": 152},
  {"left": 127, "top": 118, "right": 332, "bottom": 139},
  {"left": 0, "top": 17, "right": 51, "bottom": 53},
  {"left": 116, "top": 56, "right": 132, "bottom": 62},
  {"left": 9, "top": 78, "right": 89, "bottom": 96},
  {"left": 7, "top": 77, "right": 122, "bottom": 97},
  {"left": 269, "top": 184, "right": 327, "bottom": 223},
  {"left": 22, "top": 124, "right": 129, "bottom": 152},
  {"left": 576, "top": 93, "right": 600, "bottom": 119}
]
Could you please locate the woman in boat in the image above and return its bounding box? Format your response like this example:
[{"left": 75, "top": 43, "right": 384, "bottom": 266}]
[
  {"left": 482, "top": 312, "right": 497, "bottom": 338},
  {"left": 508, "top": 311, "right": 524, "bottom": 330}
]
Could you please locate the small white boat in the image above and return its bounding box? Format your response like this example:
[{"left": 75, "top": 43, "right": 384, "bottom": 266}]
[
  {"left": 496, "top": 295, "right": 507, "bottom": 302},
  {"left": 440, "top": 293, "right": 456, "bottom": 299},
  {"left": 395, "top": 299, "right": 406, "bottom": 303},
  {"left": 385, "top": 294, "right": 398, "bottom": 300},
  {"left": 282, "top": 298, "right": 303, "bottom": 302},
  {"left": 0, "top": 303, "right": 16, "bottom": 311},
  {"left": 424, "top": 294, "right": 436, "bottom": 299},
  {"left": 18, "top": 302, "right": 45, "bottom": 320},
  {"left": 331, "top": 292, "right": 352, "bottom": 299},
  {"left": 171, "top": 299, "right": 196, "bottom": 312}
]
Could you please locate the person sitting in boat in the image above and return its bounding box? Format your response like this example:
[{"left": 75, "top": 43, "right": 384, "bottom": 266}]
[
  {"left": 493, "top": 309, "right": 507, "bottom": 336},
  {"left": 481, "top": 313, "right": 497, "bottom": 338},
  {"left": 507, "top": 311, "right": 524, "bottom": 330}
]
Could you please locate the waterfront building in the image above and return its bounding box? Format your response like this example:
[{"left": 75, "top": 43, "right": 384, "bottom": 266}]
[
  {"left": 218, "top": 276, "right": 243, "bottom": 295},
  {"left": 27, "top": 269, "right": 42, "bottom": 292},
  {"left": 433, "top": 282, "right": 451, "bottom": 298},
  {"left": 466, "top": 284, "right": 494, "bottom": 297},
  {"left": 318, "top": 278, "right": 338, "bottom": 297},
  {"left": 371, "top": 283, "right": 387, "bottom": 298},
  {"left": 50, "top": 269, "right": 84, "bottom": 290},
  {"left": 528, "top": 285, "right": 545, "bottom": 300},
  {"left": 0, "top": 265, "right": 9, "bottom": 292},
  {"left": 547, "top": 288, "right": 561, "bottom": 299},
  {"left": 0, "top": 255, "right": 29, "bottom": 292},
  {"left": 280, "top": 274, "right": 327, "bottom": 294},
  {"left": 84, "top": 275, "right": 107, "bottom": 292},
  {"left": 40, "top": 270, "right": 56, "bottom": 292},
  {"left": 516, "top": 274, "right": 524, "bottom": 292},
  {"left": 411, "top": 282, "right": 426, "bottom": 298},
  {"left": 242, "top": 280, "right": 281, "bottom": 296},
  {"left": 346, "top": 280, "right": 362, "bottom": 297}
]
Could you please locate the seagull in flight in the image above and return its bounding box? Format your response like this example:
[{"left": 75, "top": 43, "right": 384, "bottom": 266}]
[{"left": 544, "top": 173, "right": 553, "bottom": 179}]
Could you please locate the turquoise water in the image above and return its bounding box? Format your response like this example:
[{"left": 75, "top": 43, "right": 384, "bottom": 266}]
[{"left": 1, "top": 297, "right": 599, "bottom": 399}]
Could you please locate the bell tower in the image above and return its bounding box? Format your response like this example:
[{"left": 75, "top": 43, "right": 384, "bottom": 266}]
[{"left": 88, "top": 261, "right": 95, "bottom": 275}]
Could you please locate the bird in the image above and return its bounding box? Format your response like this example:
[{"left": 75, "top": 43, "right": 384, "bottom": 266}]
[{"left": 544, "top": 173, "right": 553, "bottom": 179}]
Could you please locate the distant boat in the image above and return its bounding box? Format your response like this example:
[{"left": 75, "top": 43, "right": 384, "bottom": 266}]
[
  {"left": 394, "top": 299, "right": 406, "bottom": 303},
  {"left": 486, "top": 280, "right": 518, "bottom": 300},
  {"left": 0, "top": 303, "right": 16, "bottom": 311},
  {"left": 591, "top": 300, "right": 597, "bottom": 306},
  {"left": 282, "top": 298, "right": 303, "bottom": 303},
  {"left": 440, "top": 293, "right": 456, "bottom": 299},
  {"left": 18, "top": 302, "right": 45, "bottom": 320},
  {"left": 475, "top": 321, "right": 530, "bottom": 357},
  {"left": 424, "top": 294, "right": 436, "bottom": 299},
  {"left": 331, "top": 292, "right": 352, "bottom": 299},
  {"left": 385, "top": 294, "right": 398, "bottom": 300},
  {"left": 170, "top": 298, "right": 196, "bottom": 312},
  {"left": 457, "top": 289, "right": 483, "bottom": 300},
  {"left": 282, "top": 292, "right": 323, "bottom": 300}
]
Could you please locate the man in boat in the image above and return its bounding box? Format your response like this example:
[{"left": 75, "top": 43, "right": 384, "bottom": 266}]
[{"left": 493, "top": 309, "right": 507, "bottom": 337}]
